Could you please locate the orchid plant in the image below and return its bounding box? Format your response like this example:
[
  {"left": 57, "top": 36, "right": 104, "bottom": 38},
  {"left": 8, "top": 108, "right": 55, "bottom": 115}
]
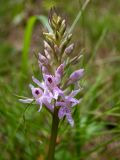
[{"left": 19, "top": 9, "right": 84, "bottom": 160}]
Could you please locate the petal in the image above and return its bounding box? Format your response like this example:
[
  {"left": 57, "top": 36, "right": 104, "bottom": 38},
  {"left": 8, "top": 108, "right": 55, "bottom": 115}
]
[
  {"left": 43, "top": 74, "right": 50, "bottom": 81},
  {"left": 66, "top": 97, "right": 79, "bottom": 107},
  {"left": 59, "top": 92, "right": 66, "bottom": 101},
  {"left": 53, "top": 87, "right": 64, "bottom": 100},
  {"left": 44, "top": 90, "right": 53, "bottom": 102},
  {"left": 32, "top": 76, "right": 45, "bottom": 89},
  {"left": 44, "top": 75, "right": 56, "bottom": 89},
  {"left": 66, "top": 114, "right": 74, "bottom": 127},
  {"left": 69, "top": 89, "right": 81, "bottom": 97},
  {"left": 71, "top": 98, "right": 82, "bottom": 107},
  {"left": 19, "top": 98, "right": 34, "bottom": 103},
  {"left": 69, "top": 97, "right": 79, "bottom": 104},
  {"left": 56, "top": 101, "right": 66, "bottom": 107},
  {"left": 53, "top": 88, "right": 59, "bottom": 100},
  {"left": 29, "top": 84, "right": 34, "bottom": 90},
  {"left": 42, "top": 97, "right": 54, "bottom": 112},
  {"left": 31, "top": 87, "right": 43, "bottom": 99},
  {"left": 58, "top": 107, "right": 65, "bottom": 119},
  {"left": 38, "top": 102, "right": 42, "bottom": 112}
]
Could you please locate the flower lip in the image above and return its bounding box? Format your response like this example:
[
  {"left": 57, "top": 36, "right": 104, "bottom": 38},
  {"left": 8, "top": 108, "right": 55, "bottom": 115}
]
[
  {"left": 64, "top": 107, "right": 70, "bottom": 113},
  {"left": 48, "top": 77, "right": 52, "bottom": 83},
  {"left": 35, "top": 89, "right": 40, "bottom": 95},
  {"left": 32, "top": 88, "right": 43, "bottom": 99}
]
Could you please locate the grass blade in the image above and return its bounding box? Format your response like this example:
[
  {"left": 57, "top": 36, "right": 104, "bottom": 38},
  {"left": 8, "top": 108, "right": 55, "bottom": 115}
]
[{"left": 69, "top": 0, "right": 91, "bottom": 33}]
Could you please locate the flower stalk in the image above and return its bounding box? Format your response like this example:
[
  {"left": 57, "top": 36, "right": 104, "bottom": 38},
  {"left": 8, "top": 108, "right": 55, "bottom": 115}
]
[{"left": 47, "top": 107, "right": 59, "bottom": 160}]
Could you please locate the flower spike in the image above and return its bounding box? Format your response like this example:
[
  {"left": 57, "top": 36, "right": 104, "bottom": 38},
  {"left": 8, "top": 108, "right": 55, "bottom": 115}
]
[{"left": 19, "top": 10, "right": 84, "bottom": 127}]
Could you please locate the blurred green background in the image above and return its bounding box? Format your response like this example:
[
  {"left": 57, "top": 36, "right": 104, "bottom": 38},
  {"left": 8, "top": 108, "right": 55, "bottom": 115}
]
[{"left": 0, "top": 0, "right": 120, "bottom": 160}]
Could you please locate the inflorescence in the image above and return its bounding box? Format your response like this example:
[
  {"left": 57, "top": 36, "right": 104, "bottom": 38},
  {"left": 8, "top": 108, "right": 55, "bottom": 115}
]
[{"left": 19, "top": 9, "right": 84, "bottom": 127}]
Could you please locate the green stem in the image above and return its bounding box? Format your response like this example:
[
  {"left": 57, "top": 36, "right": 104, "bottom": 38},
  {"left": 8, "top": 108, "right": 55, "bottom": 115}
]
[
  {"left": 47, "top": 108, "right": 59, "bottom": 160},
  {"left": 74, "top": 107, "right": 82, "bottom": 159}
]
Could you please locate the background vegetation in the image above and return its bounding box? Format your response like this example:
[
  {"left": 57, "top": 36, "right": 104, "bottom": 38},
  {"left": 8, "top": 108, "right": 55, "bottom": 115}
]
[{"left": 0, "top": 0, "right": 120, "bottom": 159}]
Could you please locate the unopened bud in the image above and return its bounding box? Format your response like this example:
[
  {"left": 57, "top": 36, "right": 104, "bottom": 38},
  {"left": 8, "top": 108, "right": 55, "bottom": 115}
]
[
  {"left": 70, "top": 55, "right": 83, "bottom": 65},
  {"left": 56, "top": 63, "right": 64, "bottom": 77},
  {"left": 68, "top": 69, "right": 84, "bottom": 84},
  {"left": 54, "top": 45, "right": 60, "bottom": 54},
  {"left": 44, "top": 49, "right": 51, "bottom": 60},
  {"left": 65, "top": 43, "right": 74, "bottom": 55},
  {"left": 67, "top": 33, "right": 72, "bottom": 41},
  {"left": 73, "top": 55, "right": 83, "bottom": 64},
  {"left": 60, "top": 34, "right": 72, "bottom": 53},
  {"left": 55, "top": 31, "right": 60, "bottom": 40},
  {"left": 60, "top": 20, "right": 66, "bottom": 35},
  {"left": 52, "top": 13, "right": 58, "bottom": 24},
  {"left": 44, "top": 41, "right": 53, "bottom": 52},
  {"left": 61, "top": 20, "right": 66, "bottom": 27},
  {"left": 41, "top": 66, "right": 49, "bottom": 75},
  {"left": 38, "top": 53, "right": 49, "bottom": 65},
  {"left": 55, "top": 63, "right": 65, "bottom": 84},
  {"left": 57, "top": 16, "right": 62, "bottom": 27},
  {"left": 43, "top": 32, "right": 55, "bottom": 42}
]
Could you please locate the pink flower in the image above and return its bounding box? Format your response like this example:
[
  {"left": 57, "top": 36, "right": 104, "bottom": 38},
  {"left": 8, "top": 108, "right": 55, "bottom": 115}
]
[
  {"left": 19, "top": 81, "right": 54, "bottom": 112},
  {"left": 43, "top": 64, "right": 64, "bottom": 100},
  {"left": 43, "top": 74, "right": 63, "bottom": 100},
  {"left": 19, "top": 62, "right": 83, "bottom": 127},
  {"left": 56, "top": 89, "right": 81, "bottom": 126}
]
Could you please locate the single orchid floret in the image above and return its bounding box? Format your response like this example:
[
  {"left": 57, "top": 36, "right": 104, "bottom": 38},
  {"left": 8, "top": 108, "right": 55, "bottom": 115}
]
[
  {"left": 58, "top": 105, "right": 74, "bottom": 127},
  {"left": 19, "top": 81, "right": 54, "bottom": 112},
  {"left": 68, "top": 69, "right": 84, "bottom": 84},
  {"left": 31, "top": 85, "right": 43, "bottom": 99},
  {"left": 32, "top": 76, "right": 54, "bottom": 108},
  {"left": 30, "top": 84, "right": 54, "bottom": 112},
  {"left": 43, "top": 74, "right": 63, "bottom": 100},
  {"left": 44, "top": 75, "right": 57, "bottom": 89},
  {"left": 56, "top": 89, "right": 81, "bottom": 126},
  {"left": 41, "top": 63, "right": 64, "bottom": 100}
]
